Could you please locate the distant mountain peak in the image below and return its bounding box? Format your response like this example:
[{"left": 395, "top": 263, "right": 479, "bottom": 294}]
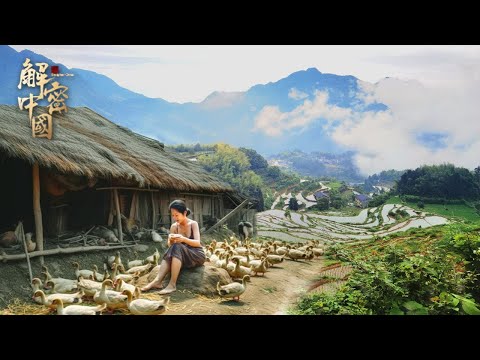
[
  {"left": 0, "top": 45, "right": 389, "bottom": 157},
  {"left": 201, "top": 90, "right": 245, "bottom": 109}
]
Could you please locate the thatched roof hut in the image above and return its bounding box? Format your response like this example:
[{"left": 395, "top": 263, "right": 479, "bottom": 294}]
[
  {"left": 0, "top": 106, "right": 257, "bottom": 255},
  {"left": 0, "top": 105, "right": 231, "bottom": 192}
]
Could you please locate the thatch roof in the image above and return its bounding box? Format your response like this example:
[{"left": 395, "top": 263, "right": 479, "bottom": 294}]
[{"left": 0, "top": 105, "right": 232, "bottom": 192}]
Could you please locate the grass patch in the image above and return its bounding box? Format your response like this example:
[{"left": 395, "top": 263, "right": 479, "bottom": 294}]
[
  {"left": 326, "top": 181, "right": 343, "bottom": 191},
  {"left": 322, "top": 259, "right": 342, "bottom": 267},
  {"left": 385, "top": 195, "right": 402, "bottom": 204},
  {"left": 262, "top": 286, "right": 277, "bottom": 294},
  {"left": 416, "top": 203, "right": 479, "bottom": 222},
  {"left": 384, "top": 196, "right": 480, "bottom": 222}
]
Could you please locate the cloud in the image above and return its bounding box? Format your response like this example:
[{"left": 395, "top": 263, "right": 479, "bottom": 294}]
[
  {"left": 356, "top": 80, "right": 376, "bottom": 105},
  {"left": 253, "top": 90, "right": 351, "bottom": 137},
  {"left": 330, "top": 75, "right": 480, "bottom": 175},
  {"left": 288, "top": 87, "right": 308, "bottom": 100}
]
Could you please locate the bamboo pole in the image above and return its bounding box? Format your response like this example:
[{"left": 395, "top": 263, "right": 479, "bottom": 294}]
[
  {"left": 113, "top": 188, "right": 123, "bottom": 244},
  {"left": 15, "top": 221, "right": 33, "bottom": 283},
  {"left": 0, "top": 244, "right": 135, "bottom": 262},
  {"left": 32, "top": 163, "right": 44, "bottom": 265},
  {"left": 151, "top": 192, "right": 156, "bottom": 229},
  {"left": 96, "top": 187, "right": 158, "bottom": 192}
]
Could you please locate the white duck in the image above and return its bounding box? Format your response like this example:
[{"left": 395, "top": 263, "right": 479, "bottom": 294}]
[
  {"left": 107, "top": 251, "right": 123, "bottom": 270},
  {"left": 145, "top": 248, "right": 160, "bottom": 264},
  {"left": 232, "top": 245, "right": 249, "bottom": 256},
  {"left": 112, "top": 264, "right": 137, "bottom": 283},
  {"left": 41, "top": 265, "right": 53, "bottom": 281},
  {"left": 92, "top": 265, "right": 108, "bottom": 282},
  {"left": 249, "top": 258, "right": 268, "bottom": 276},
  {"left": 31, "top": 278, "right": 43, "bottom": 291},
  {"left": 214, "top": 254, "right": 230, "bottom": 269},
  {"left": 287, "top": 249, "right": 307, "bottom": 261},
  {"left": 266, "top": 254, "right": 286, "bottom": 266},
  {"left": 33, "top": 289, "right": 84, "bottom": 307},
  {"left": 73, "top": 262, "right": 95, "bottom": 279},
  {"left": 114, "top": 279, "right": 141, "bottom": 298},
  {"left": 126, "top": 262, "right": 153, "bottom": 275},
  {"left": 52, "top": 298, "right": 106, "bottom": 315},
  {"left": 77, "top": 276, "right": 103, "bottom": 297},
  {"left": 43, "top": 276, "right": 78, "bottom": 294},
  {"left": 127, "top": 259, "right": 144, "bottom": 269},
  {"left": 25, "top": 232, "right": 36, "bottom": 252},
  {"left": 122, "top": 289, "right": 169, "bottom": 315},
  {"left": 32, "top": 278, "right": 47, "bottom": 302},
  {"left": 228, "top": 258, "right": 252, "bottom": 279},
  {"left": 217, "top": 275, "right": 250, "bottom": 301},
  {"left": 312, "top": 247, "right": 324, "bottom": 257},
  {"left": 231, "top": 253, "right": 251, "bottom": 267},
  {"left": 93, "top": 279, "right": 128, "bottom": 310}
]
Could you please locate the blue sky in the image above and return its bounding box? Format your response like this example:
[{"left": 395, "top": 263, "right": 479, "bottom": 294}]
[
  {"left": 8, "top": 45, "right": 480, "bottom": 174},
  {"left": 9, "top": 45, "right": 479, "bottom": 103}
]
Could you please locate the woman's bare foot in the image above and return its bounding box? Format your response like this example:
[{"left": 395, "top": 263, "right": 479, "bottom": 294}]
[
  {"left": 158, "top": 285, "right": 176, "bottom": 295},
  {"left": 141, "top": 281, "right": 163, "bottom": 292}
]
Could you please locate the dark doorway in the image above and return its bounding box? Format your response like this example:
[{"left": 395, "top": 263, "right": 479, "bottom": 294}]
[{"left": 0, "top": 155, "right": 34, "bottom": 233}]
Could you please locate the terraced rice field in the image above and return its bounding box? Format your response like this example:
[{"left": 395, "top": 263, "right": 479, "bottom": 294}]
[{"left": 257, "top": 204, "right": 449, "bottom": 245}]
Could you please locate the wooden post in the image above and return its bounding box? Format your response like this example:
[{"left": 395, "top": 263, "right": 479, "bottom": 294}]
[
  {"left": 32, "top": 163, "right": 44, "bottom": 265},
  {"left": 129, "top": 191, "right": 137, "bottom": 222},
  {"left": 113, "top": 189, "right": 123, "bottom": 244},
  {"left": 107, "top": 190, "right": 114, "bottom": 226},
  {"left": 151, "top": 192, "right": 156, "bottom": 229}
]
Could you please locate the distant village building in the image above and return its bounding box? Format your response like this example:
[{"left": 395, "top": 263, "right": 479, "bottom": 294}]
[
  {"left": 354, "top": 194, "right": 371, "bottom": 208},
  {"left": 313, "top": 190, "right": 330, "bottom": 200}
]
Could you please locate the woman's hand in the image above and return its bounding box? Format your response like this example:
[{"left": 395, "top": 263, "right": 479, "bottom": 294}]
[{"left": 168, "top": 233, "right": 182, "bottom": 245}]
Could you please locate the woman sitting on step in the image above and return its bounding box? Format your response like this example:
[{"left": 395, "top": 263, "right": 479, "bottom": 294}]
[{"left": 141, "top": 200, "right": 206, "bottom": 295}]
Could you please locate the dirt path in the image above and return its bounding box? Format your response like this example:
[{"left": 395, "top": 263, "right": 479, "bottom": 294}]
[{"left": 153, "top": 257, "right": 326, "bottom": 315}]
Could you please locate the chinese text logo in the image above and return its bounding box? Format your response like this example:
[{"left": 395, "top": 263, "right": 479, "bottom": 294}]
[{"left": 17, "top": 58, "right": 70, "bottom": 140}]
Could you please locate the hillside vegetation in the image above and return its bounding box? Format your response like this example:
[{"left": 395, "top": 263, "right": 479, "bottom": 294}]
[
  {"left": 170, "top": 143, "right": 308, "bottom": 210},
  {"left": 293, "top": 222, "right": 480, "bottom": 315},
  {"left": 397, "top": 164, "right": 480, "bottom": 199}
]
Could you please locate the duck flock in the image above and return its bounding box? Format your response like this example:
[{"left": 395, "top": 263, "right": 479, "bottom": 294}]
[{"left": 29, "top": 237, "right": 325, "bottom": 315}]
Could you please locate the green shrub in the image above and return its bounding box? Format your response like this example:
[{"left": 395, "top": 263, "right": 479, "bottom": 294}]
[{"left": 294, "top": 230, "right": 480, "bottom": 315}]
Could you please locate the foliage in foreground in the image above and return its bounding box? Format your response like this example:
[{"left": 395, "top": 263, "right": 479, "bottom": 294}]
[{"left": 293, "top": 224, "right": 480, "bottom": 315}]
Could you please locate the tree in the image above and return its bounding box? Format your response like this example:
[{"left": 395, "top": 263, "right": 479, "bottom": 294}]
[
  {"left": 266, "top": 166, "right": 281, "bottom": 181},
  {"left": 475, "top": 166, "right": 480, "bottom": 185},
  {"left": 289, "top": 197, "right": 299, "bottom": 211},
  {"left": 397, "top": 164, "right": 480, "bottom": 200},
  {"left": 328, "top": 189, "right": 344, "bottom": 209},
  {"left": 316, "top": 197, "right": 330, "bottom": 211},
  {"left": 239, "top": 147, "right": 269, "bottom": 171},
  {"left": 197, "top": 143, "right": 265, "bottom": 209}
]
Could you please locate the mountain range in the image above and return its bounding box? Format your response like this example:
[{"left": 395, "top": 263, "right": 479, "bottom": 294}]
[
  {"left": 267, "top": 150, "right": 364, "bottom": 182},
  {"left": 0, "top": 45, "right": 389, "bottom": 160}
]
